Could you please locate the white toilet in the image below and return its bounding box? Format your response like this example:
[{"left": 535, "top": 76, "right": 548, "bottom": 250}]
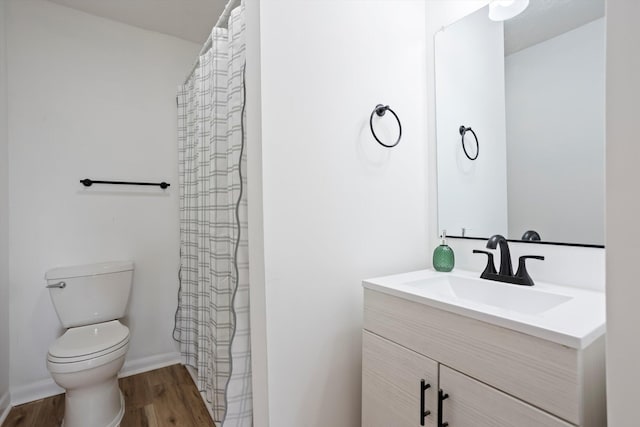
[{"left": 45, "top": 261, "right": 134, "bottom": 427}]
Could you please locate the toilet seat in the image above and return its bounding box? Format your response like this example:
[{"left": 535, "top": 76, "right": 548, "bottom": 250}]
[{"left": 47, "top": 320, "right": 130, "bottom": 371}]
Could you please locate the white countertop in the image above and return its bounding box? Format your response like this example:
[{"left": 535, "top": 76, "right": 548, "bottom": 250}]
[{"left": 363, "top": 268, "right": 606, "bottom": 349}]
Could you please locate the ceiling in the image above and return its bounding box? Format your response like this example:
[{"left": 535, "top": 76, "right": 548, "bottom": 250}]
[
  {"left": 44, "top": 0, "right": 605, "bottom": 55},
  {"left": 505, "top": 0, "right": 605, "bottom": 55},
  {"left": 46, "top": 0, "right": 227, "bottom": 44}
]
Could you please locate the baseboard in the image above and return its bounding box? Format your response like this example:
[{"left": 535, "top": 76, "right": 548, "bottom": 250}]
[
  {"left": 0, "top": 391, "right": 11, "bottom": 425},
  {"left": 184, "top": 363, "right": 197, "bottom": 383},
  {"left": 10, "top": 378, "right": 64, "bottom": 406},
  {"left": 10, "top": 351, "right": 183, "bottom": 406},
  {"left": 119, "top": 351, "right": 182, "bottom": 378}
]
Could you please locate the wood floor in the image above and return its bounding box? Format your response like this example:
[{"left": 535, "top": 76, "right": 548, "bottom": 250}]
[{"left": 2, "top": 364, "right": 216, "bottom": 427}]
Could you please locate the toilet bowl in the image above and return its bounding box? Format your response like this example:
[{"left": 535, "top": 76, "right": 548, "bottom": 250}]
[
  {"left": 45, "top": 261, "right": 134, "bottom": 427},
  {"left": 47, "top": 320, "right": 130, "bottom": 427}
]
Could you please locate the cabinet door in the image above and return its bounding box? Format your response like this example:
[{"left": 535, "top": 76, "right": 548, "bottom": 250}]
[
  {"left": 439, "top": 365, "right": 573, "bottom": 427},
  {"left": 362, "top": 331, "right": 438, "bottom": 427}
]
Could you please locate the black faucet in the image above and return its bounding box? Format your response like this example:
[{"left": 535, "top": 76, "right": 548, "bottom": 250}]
[
  {"left": 486, "top": 234, "right": 513, "bottom": 276},
  {"left": 473, "top": 234, "right": 545, "bottom": 286}
]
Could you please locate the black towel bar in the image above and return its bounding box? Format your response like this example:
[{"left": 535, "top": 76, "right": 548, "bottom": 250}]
[{"left": 80, "top": 179, "right": 170, "bottom": 189}]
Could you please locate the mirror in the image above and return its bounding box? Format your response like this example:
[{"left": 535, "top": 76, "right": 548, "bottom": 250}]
[{"left": 435, "top": 0, "right": 605, "bottom": 247}]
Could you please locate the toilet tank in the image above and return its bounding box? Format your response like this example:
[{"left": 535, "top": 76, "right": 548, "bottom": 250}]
[{"left": 45, "top": 261, "right": 134, "bottom": 328}]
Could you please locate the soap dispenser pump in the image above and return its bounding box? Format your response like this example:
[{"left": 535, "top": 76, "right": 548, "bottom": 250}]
[{"left": 433, "top": 230, "right": 455, "bottom": 272}]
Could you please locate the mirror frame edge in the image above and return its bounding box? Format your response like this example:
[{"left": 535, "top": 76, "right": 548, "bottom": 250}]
[{"left": 448, "top": 235, "right": 605, "bottom": 249}]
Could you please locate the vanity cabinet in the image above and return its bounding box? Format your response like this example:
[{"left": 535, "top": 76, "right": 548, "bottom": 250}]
[{"left": 362, "top": 289, "right": 606, "bottom": 427}]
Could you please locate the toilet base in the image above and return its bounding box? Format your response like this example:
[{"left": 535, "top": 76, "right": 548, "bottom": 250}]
[
  {"left": 62, "top": 390, "right": 124, "bottom": 427},
  {"left": 50, "top": 354, "right": 126, "bottom": 427},
  {"left": 61, "top": 389, "right": 124, "bottom": 427}
]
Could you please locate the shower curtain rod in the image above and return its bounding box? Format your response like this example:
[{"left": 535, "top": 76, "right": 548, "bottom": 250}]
[{"left": 182, "top": 0, "right": 241, "bottom": 85}]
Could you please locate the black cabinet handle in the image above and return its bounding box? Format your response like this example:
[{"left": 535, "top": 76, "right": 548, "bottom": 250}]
[
  {"left": 438, "top": 389, "right": 449, "bottom": 427},
  {"left": 420, "top": 380, "right": 431, "bottom": 425}
]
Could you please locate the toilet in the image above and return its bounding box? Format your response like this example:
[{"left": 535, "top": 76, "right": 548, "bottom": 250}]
[{"left": 45, "top": 261, "right": 134, "bottom": 427}]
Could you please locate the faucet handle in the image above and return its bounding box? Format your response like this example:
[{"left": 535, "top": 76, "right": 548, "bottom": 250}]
[
  {"left": 515, "top": 255, "right": 545, "bottom": 286},
  {"left": 473, "top": 250, "right": 497, "bottom": 279}
]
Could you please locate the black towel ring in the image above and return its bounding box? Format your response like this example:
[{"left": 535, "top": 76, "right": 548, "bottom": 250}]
[
  {"left": 370, "top": 104, "right": 402, "bottom": 148},
  {"left": 459, "top": 125, "right": 479, "bottom": 160}
]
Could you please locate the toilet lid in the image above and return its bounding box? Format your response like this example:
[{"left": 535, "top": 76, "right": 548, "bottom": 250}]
[{"left": 48, "top": 320, "right": 130, "bottom": 360}]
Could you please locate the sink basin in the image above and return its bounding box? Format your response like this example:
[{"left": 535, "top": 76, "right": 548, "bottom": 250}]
[
  {"left": 405, "top": 275, "right": 572, "bottom": 315},
  {"left": 362, "top": 269, "right": 606, "bottom": 349}
]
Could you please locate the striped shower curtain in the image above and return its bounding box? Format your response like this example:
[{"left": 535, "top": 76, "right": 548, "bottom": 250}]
[{"left": 175, "top": 3, "right": 252, "bottom": 426}]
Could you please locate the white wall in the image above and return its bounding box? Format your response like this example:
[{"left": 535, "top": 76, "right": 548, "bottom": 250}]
[
  {"left": 506, "top": 18, "right": 605, "bottom": 245},
  {"left": 435, "top": 6, "right": 508, "bottom": 239},
  {"left": 6, "top": 0, "right": 199, "bottom": 401},
  {"left": 256, "top": 1, "right": 429, "bottom": 425},
  {"left": 0, "top": 0, "right": 11, "bottom": 420},
  {"left": 605, "top": 1, "right": 640, "bottom": 424},
  {"left": 245, "top": 0, "right": 270, "bottom": 424}
]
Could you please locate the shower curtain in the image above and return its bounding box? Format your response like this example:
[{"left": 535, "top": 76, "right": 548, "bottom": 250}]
[{"left": 175, "top": 3, "right": 252, "bottom": 426}]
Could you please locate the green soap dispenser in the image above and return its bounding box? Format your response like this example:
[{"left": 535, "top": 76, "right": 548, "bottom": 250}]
[{"left": 433, "top": 230, "right": 455, "bottom": 272}]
